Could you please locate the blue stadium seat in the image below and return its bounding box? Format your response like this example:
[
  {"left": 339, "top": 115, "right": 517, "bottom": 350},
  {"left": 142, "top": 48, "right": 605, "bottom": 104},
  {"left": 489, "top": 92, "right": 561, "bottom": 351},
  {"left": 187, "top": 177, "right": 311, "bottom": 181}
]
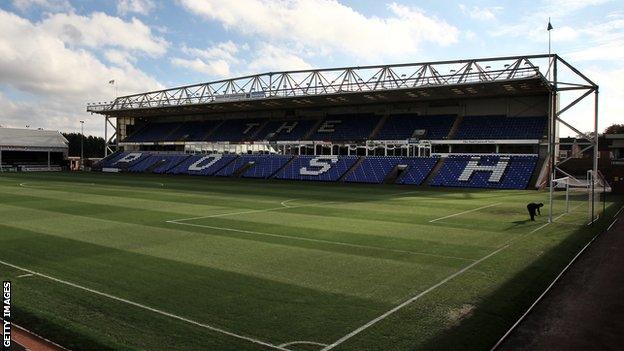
[
  {"left": 307, "top": 114, "right": 379, "bottom": 141},
  {"left": 110, "top": 152, "right": 151, "bottom": 168},
  {"left": 125, "top": 122, "right": 180, "bottom": 142},
  {"left": 164, "top": 121, "right": 220, "bottom": 141},
  {"left": 454, "top": 116, "right": 547, "bottom": 140},
  {"left": 255, "top": 119, "right": 318, "bottom": 141},
  {"left": 375, "top": 114, "right": 456, "bottom": 140},
  {"left": 151, "top": 155, "right": 191, "bottom": 174},
  {"left": 345, "top": 157, "right": 439, "bottom": 184},
  {"left": 242, "top": 155, "right": 293, "bottom": 178},
  {"left": 275, "top": 155, "right": 358, "bottom": 182},
  {"left": 215, "top": 154, "right": 291, "bottom": 178},
  {"left": 207, "top": 119, "right": 264, "bottom": 142},
  {"left": 345, "top": 157, "right": 403, "bottom": 184},
  {"left": 395, "top": 157, "right": 439, "bottom": 185},
  {"left": 167, "top": 154, "right": 237, "bottom": 175},
  {"left": 430, "top": 155, "right": 538, "bottom": 189},
  {"left": 100, "top": 151, "right": 130, "bottom": 168}
]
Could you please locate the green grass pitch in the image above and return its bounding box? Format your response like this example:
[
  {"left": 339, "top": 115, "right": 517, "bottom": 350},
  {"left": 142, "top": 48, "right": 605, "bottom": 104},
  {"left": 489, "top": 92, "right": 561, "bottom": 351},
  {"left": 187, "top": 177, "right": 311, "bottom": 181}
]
[{"left": 0, "top": 172, "right": 620, "bottom": 350}]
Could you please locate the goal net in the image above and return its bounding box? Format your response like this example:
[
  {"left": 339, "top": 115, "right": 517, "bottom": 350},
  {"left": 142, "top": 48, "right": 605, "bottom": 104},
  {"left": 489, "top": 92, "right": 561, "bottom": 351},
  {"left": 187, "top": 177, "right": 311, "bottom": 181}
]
[{"left": 550, "top": 170, "right": 611, "bottom": 224}]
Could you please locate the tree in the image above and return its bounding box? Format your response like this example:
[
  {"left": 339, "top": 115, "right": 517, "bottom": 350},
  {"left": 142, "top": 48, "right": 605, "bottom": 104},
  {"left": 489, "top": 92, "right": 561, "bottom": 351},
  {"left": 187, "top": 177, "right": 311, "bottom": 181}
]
[
  {"left": 604, "top": 124, "right": 624, "bottom": 134},
  {"left": 62, "top": 133, "right": 105, "bottom": 158}
]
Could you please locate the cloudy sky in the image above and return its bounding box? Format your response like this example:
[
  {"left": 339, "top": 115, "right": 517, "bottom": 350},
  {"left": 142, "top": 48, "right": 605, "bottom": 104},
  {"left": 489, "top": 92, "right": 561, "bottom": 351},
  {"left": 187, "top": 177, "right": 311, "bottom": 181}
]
[{"left": 0, "top": 0, "right": 621, "bottom": 137}]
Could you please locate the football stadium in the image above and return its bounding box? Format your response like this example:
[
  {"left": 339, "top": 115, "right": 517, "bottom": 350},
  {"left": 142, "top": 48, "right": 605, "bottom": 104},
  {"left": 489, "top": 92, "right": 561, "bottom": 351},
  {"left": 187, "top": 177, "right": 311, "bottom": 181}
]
[{"left": 0, "top": 50, "right": 622, "bottom": 351}]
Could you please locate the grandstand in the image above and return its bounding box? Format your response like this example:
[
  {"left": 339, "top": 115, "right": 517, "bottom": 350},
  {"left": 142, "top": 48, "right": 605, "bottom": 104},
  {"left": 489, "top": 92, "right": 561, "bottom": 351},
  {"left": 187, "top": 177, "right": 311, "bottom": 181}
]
[
  {"left": 87, "top": 54, "right": 599, "bottom": 198},
  {"left": 0, "top": 127, "right": 68, "bottom": 172}
]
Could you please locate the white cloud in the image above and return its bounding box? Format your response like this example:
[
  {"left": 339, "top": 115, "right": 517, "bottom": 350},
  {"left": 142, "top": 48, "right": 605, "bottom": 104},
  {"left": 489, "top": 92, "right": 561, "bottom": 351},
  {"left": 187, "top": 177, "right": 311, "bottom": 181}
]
[
  {"left": 181, "top": 41, "right": 240, "bottom": 62},
  {"left": 104, "top": 49, "right": 138, "bottom": 67},
  {"left": 586, "top": 66, "right": 624, "bottom": 131},
  {"left": 246, "top": 43, "right": 312, "bottom": 73},
  {"left": 171, "top": 41, "right": 241, "bottom": 77},
  {"left": 172, "top": 41, "right": 311, "bottom": 78},
  {"left": 178, "top": 0, "right": 459, "bottom": 61},
  {"left": 0, "top": 9, "right": 163, "bottom": 136},
  {"left": 40, "top": 12, "right": 168, "bottom": 56},
  {"left": 117, "top": 0, "right": 156, "bottom": 16},
  {"left": 458, "top": 4, "right": 501, "bottom": 21},
  {"left": 12, "top": 0, "right": 73, "bottom": 12},
  {"left": 171, "top": 57, "right": 232, "bottom": 77},
  {"left": 544, "top": 0, "right": 613, "bottom": 19}
]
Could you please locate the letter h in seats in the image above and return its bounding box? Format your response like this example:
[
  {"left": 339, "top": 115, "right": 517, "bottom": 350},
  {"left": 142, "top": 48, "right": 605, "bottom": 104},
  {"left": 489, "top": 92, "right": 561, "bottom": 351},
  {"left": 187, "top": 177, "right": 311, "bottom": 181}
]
[{"left": 458, "top": 156, "right": 510, "bottom": 183}]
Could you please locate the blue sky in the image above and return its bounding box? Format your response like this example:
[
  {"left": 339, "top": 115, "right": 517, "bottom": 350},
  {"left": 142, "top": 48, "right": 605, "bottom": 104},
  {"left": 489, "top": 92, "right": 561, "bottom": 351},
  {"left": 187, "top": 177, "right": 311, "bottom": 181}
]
[{"left": 0, "top": 0, "right": 622, "bottom": 136}]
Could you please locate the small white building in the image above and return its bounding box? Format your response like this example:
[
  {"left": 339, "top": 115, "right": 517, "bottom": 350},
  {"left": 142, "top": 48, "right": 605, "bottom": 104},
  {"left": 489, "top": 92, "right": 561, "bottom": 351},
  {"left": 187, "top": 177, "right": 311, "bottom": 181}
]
[{"left": 0, "top": 127, "right": 68, "bottom": 171}]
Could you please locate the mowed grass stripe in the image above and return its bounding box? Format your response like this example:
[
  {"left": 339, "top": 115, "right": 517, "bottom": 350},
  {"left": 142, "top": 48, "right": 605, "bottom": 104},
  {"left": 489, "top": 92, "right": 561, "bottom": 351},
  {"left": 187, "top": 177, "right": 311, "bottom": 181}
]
[
  {"left": 0, "top": 225, "right": 457, "bottom": 344},
  {"left": 0, "top": 189, "right": 494, "bottom": 261},
  {"left": 0, "top": 200, "right": 467, "bottom": 303}
]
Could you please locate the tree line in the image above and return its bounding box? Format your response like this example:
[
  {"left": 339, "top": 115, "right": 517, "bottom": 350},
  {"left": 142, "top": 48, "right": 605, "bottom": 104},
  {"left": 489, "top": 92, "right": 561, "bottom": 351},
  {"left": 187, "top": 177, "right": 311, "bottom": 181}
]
[{"left": 62, "top": 133, "right": 105, "bottom": 158}]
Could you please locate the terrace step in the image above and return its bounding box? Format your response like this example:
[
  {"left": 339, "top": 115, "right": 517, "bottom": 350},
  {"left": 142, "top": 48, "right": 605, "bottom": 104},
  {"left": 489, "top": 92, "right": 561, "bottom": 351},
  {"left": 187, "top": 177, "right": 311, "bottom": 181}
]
[
  {"left": 384, "top": 164, "right": 404, "bottom": 184},
  {"left": 234, "top": 161, "right": 255, "bottom": 177},
  {"left": 269, "top": 155, "right": 298, "bottom": 179},
  {"left": 203, "top": 120, "right": 225, "bottom": 141},
  {"left": 302, "top": 118, "right": 324, "bottom": 140},
  {"left": 446, "top": 115, "right": 464, "bottom": 139},
  {"left": 369, "top": 114, "right": 389, "bottom": 140},
  {"left": 424, "top": 157, "right": 446, "bottom": 185},
  {"left": 339, "top": 156, "right": 365, "bottom": 182}
]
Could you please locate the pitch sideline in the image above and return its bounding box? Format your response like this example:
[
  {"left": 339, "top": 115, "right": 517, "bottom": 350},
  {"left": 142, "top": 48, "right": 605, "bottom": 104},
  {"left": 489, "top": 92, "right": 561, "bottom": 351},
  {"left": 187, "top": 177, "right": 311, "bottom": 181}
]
[
  {"left": 0, "top": 259, "right": 293, "bottom": 351},
  {"left": 319, "top": 216, "right": 579, "bottom": 350}
]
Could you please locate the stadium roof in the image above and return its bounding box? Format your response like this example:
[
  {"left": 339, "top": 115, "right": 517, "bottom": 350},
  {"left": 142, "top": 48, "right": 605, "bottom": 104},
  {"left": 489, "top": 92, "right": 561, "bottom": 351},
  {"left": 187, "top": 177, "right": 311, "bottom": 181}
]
[
  {"left": 86, "top": 54, "right": 595, "bottom": 118},
  {"left": 0, "top": 127, "right": 68, "bottom": 151}
]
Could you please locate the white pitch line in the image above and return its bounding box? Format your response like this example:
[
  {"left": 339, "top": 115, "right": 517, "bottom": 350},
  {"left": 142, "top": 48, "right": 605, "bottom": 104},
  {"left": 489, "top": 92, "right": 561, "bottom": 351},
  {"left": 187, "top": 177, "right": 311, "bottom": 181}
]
[
  {"left": 429, "top": 203, "right": 502, "bottom": 223},
  {"left": 169, "top": 201, "right": 336, "bottom": 223},
  {"left": 613, "top": 205, "right": 624, "bottom": 218},
  {"left": 607, "top": 218, "right": 618, "bottom": 231},
  {"left": 320, "top": 243, "right": 510, "bottom": 351},
  {"left": 17, "top": 273, "right": 34, "bottom": 278},
  {"left": 279, "top": 341, "right": 328, "bottom": 348},
  {"left": 530, "top": 222, "right": 551, "bottom": 234},
  {"left": 529, "top": 203, "right": 584, "bottom": 234},
  {"left": 322, "top": 203, "right": 592, "bottom": 350},
  {"left": 19, "top": 182, "right": 96, "bottom": 188},
  {"left": 490, "top": 218, "right": 608, "bottom": 351},
  {"left": 166, "top": 221, "right": 475, "bottom": 262},
  {"left": 280, "top": 199, "right": 299, "bottom": 208},
  {"left": 0, "top": 259, "right": 290, "bottom": 351}
]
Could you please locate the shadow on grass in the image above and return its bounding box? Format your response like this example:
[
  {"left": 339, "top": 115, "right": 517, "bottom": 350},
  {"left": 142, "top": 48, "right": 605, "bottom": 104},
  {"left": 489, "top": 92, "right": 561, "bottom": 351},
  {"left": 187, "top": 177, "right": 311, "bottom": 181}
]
[{"left": 416, "top": 199, "right": 623, "bottom": 351}]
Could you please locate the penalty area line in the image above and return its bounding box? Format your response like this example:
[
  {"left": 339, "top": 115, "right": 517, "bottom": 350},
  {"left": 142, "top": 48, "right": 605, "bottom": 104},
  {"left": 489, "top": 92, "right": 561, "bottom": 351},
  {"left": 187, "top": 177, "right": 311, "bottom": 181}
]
[
  {"left": 322, "top": 217, "right": 554, "bottom": 351},
  {"left": 0, "top": 259, "right": 291, "bottom": 351},
  {"left": 320, "top": 243, "right": 510, "bottom": 351},
  {"left": 429, "top": 203, "right": 502, "bottom": 223}
]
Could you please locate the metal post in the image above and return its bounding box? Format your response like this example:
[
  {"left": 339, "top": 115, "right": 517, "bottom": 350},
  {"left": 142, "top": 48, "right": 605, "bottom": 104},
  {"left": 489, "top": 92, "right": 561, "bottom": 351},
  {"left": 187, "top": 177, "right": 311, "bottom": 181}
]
[
  {"left": 566, "top": 181, "right": 569, "bottom": 213},
  {"left": 47, "top": 151, "right": 50, "bottom": 170},
  {"left": 548, "top": 56, "right": 558, "bottom": 223},
  {"left": 592, "top": 90, "right": 599, "bottom": 221},
  {"left": 104, "top": 116, "right": 108, "bottom": 157},
  {"left": 80, "top": 120, "right": 85, "bottom": 170}
]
